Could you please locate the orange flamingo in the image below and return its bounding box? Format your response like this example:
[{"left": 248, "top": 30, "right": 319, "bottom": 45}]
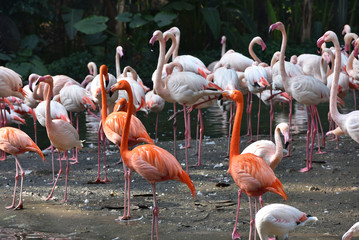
[
  {"left": 36, "top": 75, "right": 83, "bottom": 202},
  {"left": 220, "top": 89, "right": 288, "bottom": 240},
  {"left": 98, "top": 65, "right": 154, "bottom": 219},
  {"left": 0, "top": 127, "right": 45, "bottom": 209},
  {"left": 110, "top": 79, "right": 196, "bottom": 240}
]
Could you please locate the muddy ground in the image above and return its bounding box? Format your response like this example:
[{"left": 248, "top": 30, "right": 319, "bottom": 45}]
[{"left": 0, "top": 132, "right": 358, "bottom": 240}]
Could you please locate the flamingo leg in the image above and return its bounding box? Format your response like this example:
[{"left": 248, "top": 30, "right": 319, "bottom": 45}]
[
  {"left": 232, "top": 190, "right": 242, "bottom": 240},
  {"left": 101, "top": 132, "right": 111, "bottom": 182},
  {"left": 247, "top": 93, "right": 254, "bottom": 142},
  {"left": 269, "top": 91, "right": 274, "bottom": 141},
  {"left": 257, "top": 93, "right": 262, "bottom": 141},
  {"left": 151, "top": 183, "right": 160, "bottom": 240},
  {"left": 183, "top": 105, "right": 189, "bottom": 173},
  {"left": 314, "top": 107, "right": 326, "bottom": 154},
  {"left": 195, "top": 109, "right": 204, "bottom": 166},
  {"left": 173, "top": 103, "right": 177, "bottom": 158},
  {"left": 353, "top": 89, "right": 357, "bottom": 110},
  {"left": 259, "top": 195, "right": 264, "bottom": 208},
  {"left": 70, "top": 113, "right": 80, "bottom": 164},
  {"left": 62, "top": 151, "right": 69, "bottom": 202},
  {"left": 127, "top": 169, "right": 131, "bottom": 218},
  {"left": 245, "top": 94, "right": 250, "bottom": 136},
  {"left": 6, "top": 158, "right": 19, "bottom": 209},
  {"left": 249, "top": 196, "right": 254, "bottom": 240},
  {"left": 155, "top": 112, "right": 159, "bottom": 142},
  {"left": 46, "top": 152, "right": 63, "bottom": 200},
  {"left": 285, "top": 99, "right": 293, "bottom": 157},
  {"left": 227, "top": 102, "right": 234, "bottom": 156},
  {"left": 14, "top": 158, "right": 24, "bottom": 210},
  {"left": 94, "top": 124, "right": 105, "bottom": 183}
]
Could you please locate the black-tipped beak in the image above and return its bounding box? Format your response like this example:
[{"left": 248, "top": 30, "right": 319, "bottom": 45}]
[
  {"left": 4, "top": 105, "right": 10, "bottom": 114},
  {"left": 149, "top": 43, "right": 154, "bottom": 52},
  {"left": 105, "top": 80, "right": 109, "bottom": 88},
  {"left": 328, "top": 62, "right": 332, "bottom": 69},
  {"left": 109, "top": 90, "right": 113, "bottom": 98},
  {"left": 285, "top": 141, "right": 289, "bottom": 149},
  {"left": 317, "top": 47, "right": 322, "bottom": 54},
  {"left": 218, "top": 94, "right": 223, "bottom": 101}
]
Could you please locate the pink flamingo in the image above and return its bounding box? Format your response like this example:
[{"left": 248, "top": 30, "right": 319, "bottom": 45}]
[
  {"left": 150, "top": 30, "right": 222, "bottom": 173},
  {"left": 0, "top": 127, "right": 45, "bottom": 209},
  {"left": 111, "top": 79, "right": 196, "bottom": 239},
  {"left": 98, "top": 65, "right": 153, "bottom": 218},
  {"left": 145, "top": 90, "right": 165, "bottom": 141},
  {"left": 318, "top": 30, "right": 359, "bottom": 144},
  {"left": 36, "top": 75, "right": 83, "bottom": 202},
  {"left": 256, "top": 203, "right": 317, "bottom": 240},
  {"left": 270, "top": 21, "right": 330, "bottom": 172},
  {"left": 343, "top": 222, "right": 359, "bottom": 240},
  {"left": 207, "top": 35, "right": 227, "bottom": 72},
  {"left": 220, "top": 89, "right": 288, "bottom": 240}
]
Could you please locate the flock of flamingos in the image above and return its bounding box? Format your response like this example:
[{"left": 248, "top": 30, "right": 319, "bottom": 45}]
[{"left": 1, "top": 21, "right": 359, "bottom": 239}]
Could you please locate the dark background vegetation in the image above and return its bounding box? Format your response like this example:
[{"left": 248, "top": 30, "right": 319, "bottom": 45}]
[{"left": 0, "top": 0, "right": 357, "bottom": 87}]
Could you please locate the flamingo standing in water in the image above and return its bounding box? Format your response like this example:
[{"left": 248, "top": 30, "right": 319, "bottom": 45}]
[
  {"left": 111, "top": 79, "right": 196, "bottom": 240},
  {"left": 35, "top": 75, "right": 83, "bottom": 202},
  {"left": 270, "top": 21, "right": 330, "bottom": 172},
  {"left": 318, "top": 31, "right": 359, "bottom": 144},
  {"left": 0, "top": 127, "right": 45, "bottom": 209},
  {"left": 98, "top": 65, "right": 153, "bottom": 219},
  {"left": 220, "top": 89, "right": 288, "bottom": 240},
  {"left": 255, "top": 203, "right": 318, "bottom": 240}
]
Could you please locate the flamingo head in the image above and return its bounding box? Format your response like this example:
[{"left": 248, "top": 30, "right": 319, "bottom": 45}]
[
  {"left": 28, "top": 73, "right": 40, "bottom": 92},
  {"left": 116, "top": 46, "right": 124, "bottom": 58},
  {"left": 278, "top": 122, "right": 290, "bottom": 147},
  {"left": 36, "top": 75, "right": 53, "bottom": 86},
  {"left": 111, "top": 80, "right": 132, "bottom": 95},
  {"left": 218, "top": 90, "right": 244, "bottom": 103},
  {"left": 221, "top": 35, "right": 226, "bottom": 45},
  {"left": 317, "top": 31, "right": 338, "bottom": 50},
  {"left": 260, "top": 39, "right": 266, "bottom": 51},
  {"left": 269, "top": 21, "right": 284, "bottom": 32},
  {"left": 99, "top": 65, "right": 110, "bottom": 88},
  {"left": 342, "top": 24, "right": 351, "bottom": 35},
  {"left": 149, "top": 30, "right": 163, "bottom": 46}
]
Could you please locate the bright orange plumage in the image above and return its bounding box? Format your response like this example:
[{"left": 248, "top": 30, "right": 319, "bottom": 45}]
[{"left": 228, "top": 153, "right": 287, "bottom": 200}]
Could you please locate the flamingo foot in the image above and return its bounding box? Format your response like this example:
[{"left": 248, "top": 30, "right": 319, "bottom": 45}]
[
  {"left": 15, "top": 202, "right": 23, "bottom": 210},
  {"left": 70, "top": 160, "right": 79, "bottom": 165},
  {"left": 116, "top": 215, "right": 131, "bottom": 221},
  {"left": 232, "top": 230, "right": 241, "bottom": 240},
  {"left": 316, "top": 150, "right": 327, "bottom": 154},
  {"left": 299, "top": 166, "right": 312, "bottom": 172},
  {"left": 92, "top": 177, "right": 107, "bottom": 184},
  {"left": 45, "top": 195, "right": 53, "bottom": 201},
  {"left": 5, "top": 204, "right": 15, "bottom": 209},
  {"left": 284, "top": 153, "right": 292, "bottom": 157},
  {"left": 61, "top": 199, "right": 67, "bottom": 203}
]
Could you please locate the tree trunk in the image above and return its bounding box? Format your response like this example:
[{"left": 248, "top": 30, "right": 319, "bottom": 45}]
[
  {"left": 116, "top": 0, "right": 126, "bottom": 45},
  {"left": 301, "top": 0, "right": 312, "bottom": 42}
]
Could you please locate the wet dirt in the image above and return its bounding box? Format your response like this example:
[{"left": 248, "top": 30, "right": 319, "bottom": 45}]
[{"left": 0, "top": 133, "right": 358, "bottom": 239}]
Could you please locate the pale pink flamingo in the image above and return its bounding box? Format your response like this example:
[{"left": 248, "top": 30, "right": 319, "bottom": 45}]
[
  {"left": 318, "top": 30, "right": 359, "bottom": 144},
  {"left": 220, "top": 89, "right": 288, "bottom": 240},
  {"left": 36, "top": 75, "right": 83, "bottom": 202},
  {"left": 256, "top": 203, "right": 317, "bottom": 240},
  {"left": 344, "top": 38, "right": 359, "bottom": 109},
  {"left": 270, "top": 21, "right": 330, "bottom": 172},
  {"left": 54, "top": 84, "right": 96, "bottom": 163},
  {"left": 343, "top": 222, "right": 359, "bottom": 240},
  {"left": 342, "top": 24, "right": 351, "bottom": 36},
  {"left": 111, "top": 79, "right": 196, "bottom": 240},
  {"left": 213, "top": 48, "right": 254, "bottom": 72},
  {"left": 4, "top": 109, "right": 26, "bottom": 126},
  {"left": 81, "top": 61, "right": 98, "bottom": 92},
  {"left": 165, "top": 26, "right": 211, "bottom": 78},
  {"left": 145, "top": 90, "right": 165, "bottom": 141},
  {"left": 0, "top": 127, "right": 45, "bottom": 209},
  {"left": 98, "top": 65, "right": 153, "bottom": 217},
  {"left": 150, "top": 30, "right": 222, "bottom": 173},
  {"left": 207, "top": 35, "right": 227, "bottom": 72}
]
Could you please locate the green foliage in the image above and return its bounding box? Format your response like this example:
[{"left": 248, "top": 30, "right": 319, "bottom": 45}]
[
  {"left": 74, "top": 15, "right": 109, "bottom": 35},
  {"left": 61, "top": 8, "right": 84, "bottom": 40},
  {"left": 47, "top": 51, "right": 105, "bottom": 82}
]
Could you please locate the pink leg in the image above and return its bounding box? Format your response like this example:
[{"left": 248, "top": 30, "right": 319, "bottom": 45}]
[
  {"left": 257, "top": 93, "right": 262, "bottom": 141},
  {"left": 151, "top": 184, "right": 160, "bottom": 240},
  {"left": 247, "top": 93, "right": 254, "bottom": 142},
  {"left": 246, "top": 94, "right": 250, "bottom": 136},
  {"left": 70, "top": 113, "right": 80, "bottom": 164},
  {"left": 173, "top": 103, "right": 177, "bottom": 158},
  {"left": 6, "top": 158, "right": 19, "bottom": 209},
  {"left": 183, "top": 105, "right": 189, "bottom": 174},
  {"left": 62, "top": 151, "right": 70, "bottom": 202},
  {"left": 227, "top": 102, "right": 234, "bottom": 156},
  {"left": 94, "top": 124, "right": 105, "bottom": 183},
  {"left": 33, "top": 118, "right": 37, "bottom": 145},
  {"left": 300, "top": 107, "right": 312, "bottom": 172},
  {"left": 285, "top": 100, "right": 293, "bottom": 157},
  {"left": 195, "top": 109, "right": 204, "bottom": 166},
  {"left": 116, "top": 163, "right": 130, "bottom": 221},
  {"left": 232, "top": 190, "right": 242, "bottom": 240},
  {"left": 314, "top": 107, "right": 326, "bottom": 154},
  {"left": 101, "top": 132, "right": 111, "bottom": 182},
  {"left": 259, "top": 195, "right": 264, "bottom": 208},
  {"left": 269, "top": 92, "right": 274, "bottom": 141},
  {"left": 47, "top": 152, "right": 63, "bottom": 200},
  {"left": 15, "top": 158, "right": 24, "bottom": 210},
  {"left": 155, "top": 112, "right": 159, "bottom": 142},
  {"left": 127, "top": 169, "right": 132, "bottom": 218},
  {"left": 249, "top": 196, "right": 254, "bottom": 240}
]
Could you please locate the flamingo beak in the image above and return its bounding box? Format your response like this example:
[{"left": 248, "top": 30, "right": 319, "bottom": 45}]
[{"left": 259, "top": 77, "right": 270, "bottom": 87}]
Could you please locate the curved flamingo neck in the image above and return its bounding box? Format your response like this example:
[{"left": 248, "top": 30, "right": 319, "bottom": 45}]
[
  {"left": 99, "top": 70, "right": 108, "bottom": 121},
  {"left": 229, "top": 93, "right": 244, "bottom": 160},
  {"left": 116, "top": 52, "right": 122, "bottom": 79},
  {"left": 330, "top": 35, "right": 342, "bottom": 119},
  {"left": 120, "top": 83, "right": 135, "bottom": 155},
  {"left": 270, "top": 127, "right": 283, "bottom": 169},
  {"left": 319, "top": 57, "right": 328, "bottom": 85},
  {"left": 249, "top": 38, "right": 262, "bottom": 63},
  {"left": 44, "top": 82, "right": 53, "bottom": 129},
  {"left": 221, "top": 37, "right": 226, "bottom": 57},
  {"left": 153, "top": 32, "right": 169, "bottom": 99},
  {"left": 164, "top": 33, "right": 177, "bottom": 64},
  {"left": 346, "top": 47, "right": 356, "bottom": 73},
  {"left": 278, "top": 26, "right": 290, "bottom": 92}
]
